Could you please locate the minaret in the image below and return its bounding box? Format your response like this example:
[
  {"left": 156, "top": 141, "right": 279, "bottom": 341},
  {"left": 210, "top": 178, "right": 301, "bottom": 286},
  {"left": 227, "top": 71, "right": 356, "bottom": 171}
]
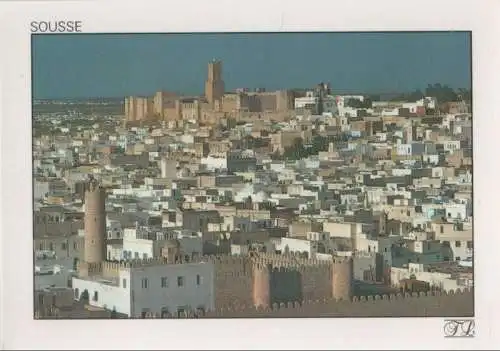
[{"left": 83, "top": 179, "right": 107, "bottom": 264}]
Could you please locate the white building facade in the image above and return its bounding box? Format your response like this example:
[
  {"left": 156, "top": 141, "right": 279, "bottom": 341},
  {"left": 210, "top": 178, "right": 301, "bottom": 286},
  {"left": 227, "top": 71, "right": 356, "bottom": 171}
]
[{"left": 72, "top": 261, "right": 215, "bottom": 317}]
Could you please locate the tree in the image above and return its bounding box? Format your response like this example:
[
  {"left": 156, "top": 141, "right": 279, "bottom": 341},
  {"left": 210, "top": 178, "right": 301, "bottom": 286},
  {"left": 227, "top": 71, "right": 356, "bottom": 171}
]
[
  {"left": 407, "top": 89, "right": 425, "bottom": 102},
  {"left": 310, "top": 135, "right": 329, "bottom": 154},
  {"left": 345, "top": 98, "right": 372, "bottom": 109},
  {"left": 390, "top": 89, "right": 424, "bottom": 102},
  {"left": 425, "top": 83, "right": 458, "bottom": 103},
  {"left": 283, "top": 137, "right": 307, "bottom": 160}
]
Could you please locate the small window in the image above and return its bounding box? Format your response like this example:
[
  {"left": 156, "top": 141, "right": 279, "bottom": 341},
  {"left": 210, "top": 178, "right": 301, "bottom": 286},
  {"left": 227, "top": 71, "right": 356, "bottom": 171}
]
[
  {"left": 467, "top": 241, "right": 473, "bottom": 249},
  {"left": 142, "top": 253, "right": 148, "bottom": 260},
  {"left": 141, "top": 278, "right": 149, "bottom": 289},
  {"left": 177, "top": 276, "right": 184, "bottom": 287},
  {"left": 456, "top": 256, "right": 461, "bottom": 261},
  {"left": 49, "top": 242, "right": 54, "bottom": 251},
  {"left": 61, "top": 242, "right": 67, "bottom": 250},
  {"left": 74, "top": 288, "right": 80, "bottom": 299},
  {"left": 384, "top": 247, "right": 388, "bottom": 253},
  {"left": 196, "top": 275, "right": 201, "bottom": 286},
  {"left": 161, "top": 277, "right": 168, "bottom": 288},
  {"left": 93, "top": 291, "right": 98, "bottom": 302},
  {"left": 440, "top": 225, "right": 444, "bottom": 234},
  {"left": 135, "top": 252, "right": 139, "bottom": 259},
  {"left": 73, "top": 242, "right": 77, "bottom": 250},
  {"left": 122, "top": 279, "right": 127, "bottom": 288},
  {"left": 455, "top": 241, "right": 461, "bottom": 248}
]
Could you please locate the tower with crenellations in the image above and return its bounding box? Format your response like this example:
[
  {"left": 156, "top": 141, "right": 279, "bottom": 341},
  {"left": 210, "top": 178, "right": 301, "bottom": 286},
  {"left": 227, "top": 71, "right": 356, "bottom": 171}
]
[
  {"left": 332, "top": 257, "right": 354, "bottom": 301},
  {"left": 83, "top": 178, "right": 107, "bottom": 265},
  {"left": 253, "top": 263, "right": 271, "bottom": 307},
  {"left": 205, "top": 59, "right": 225, "bottom": 107},
  {"left": 248, "top": 253, "right": 354, "bottom": 309}
]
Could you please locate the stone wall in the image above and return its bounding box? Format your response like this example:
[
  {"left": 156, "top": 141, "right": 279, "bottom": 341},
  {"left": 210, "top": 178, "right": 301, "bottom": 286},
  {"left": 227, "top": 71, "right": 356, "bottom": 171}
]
[{"left": 200, "top": 288, "right": 473, "bottom": 318}]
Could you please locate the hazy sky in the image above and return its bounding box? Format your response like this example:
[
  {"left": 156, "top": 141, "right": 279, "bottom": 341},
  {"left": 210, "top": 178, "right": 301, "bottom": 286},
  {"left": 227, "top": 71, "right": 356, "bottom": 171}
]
[{"left": 32, "top": 32, "right": 471, "bottom": 99}]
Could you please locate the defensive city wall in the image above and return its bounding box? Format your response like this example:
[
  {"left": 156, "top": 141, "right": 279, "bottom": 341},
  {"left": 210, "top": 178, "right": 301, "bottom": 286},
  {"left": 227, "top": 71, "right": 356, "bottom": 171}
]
[{"left": 141, "top": 288, "right": 473, "bottom": 318}]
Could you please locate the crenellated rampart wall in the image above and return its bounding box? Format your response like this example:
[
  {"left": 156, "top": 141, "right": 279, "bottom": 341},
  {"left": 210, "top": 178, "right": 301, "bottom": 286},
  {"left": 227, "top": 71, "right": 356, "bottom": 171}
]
[{"left": 155, "top": 288, "right": 473, "bottom": 319}]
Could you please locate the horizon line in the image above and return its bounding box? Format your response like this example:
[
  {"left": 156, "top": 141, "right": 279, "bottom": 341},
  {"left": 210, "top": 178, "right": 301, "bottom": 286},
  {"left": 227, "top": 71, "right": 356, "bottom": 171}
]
[{"left": 33, "top": 85, "right": 472, "bottom": 101}]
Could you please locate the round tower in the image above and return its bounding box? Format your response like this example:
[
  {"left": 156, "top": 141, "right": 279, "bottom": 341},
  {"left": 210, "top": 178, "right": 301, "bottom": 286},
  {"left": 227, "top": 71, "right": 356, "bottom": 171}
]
[
  {"left": 332, "top": 258, "right": 354, "bottom": 301},
  {"left": 252, "top": 263, "right": 271, "bottom": 308},
  {"left": 84, "top": 179, "right": 107, "bottom": 264}
]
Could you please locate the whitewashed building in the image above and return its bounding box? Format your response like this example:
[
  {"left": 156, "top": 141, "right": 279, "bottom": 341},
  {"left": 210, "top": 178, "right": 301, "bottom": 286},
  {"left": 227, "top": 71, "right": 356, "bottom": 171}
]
[{"left": 72, "top": 261, "right": 215, "bottom": 317}]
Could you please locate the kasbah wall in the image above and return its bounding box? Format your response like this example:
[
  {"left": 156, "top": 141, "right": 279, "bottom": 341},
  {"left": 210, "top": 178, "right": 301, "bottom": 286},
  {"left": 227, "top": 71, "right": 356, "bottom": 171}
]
[
  {"left": 202, "top": 288, "right": 473, "bottom": 318},
  {"left": 209, "top": 252, "right": 354, "bottom": 309},
  {"left": 75, "top": 252, "right": 473, "bottom": 319},
  {"left": 202, "top": 252, "right": 472, "bottom": 318},
  {"left": 112, "top": 253, "right": 474, "bottom": 318}
]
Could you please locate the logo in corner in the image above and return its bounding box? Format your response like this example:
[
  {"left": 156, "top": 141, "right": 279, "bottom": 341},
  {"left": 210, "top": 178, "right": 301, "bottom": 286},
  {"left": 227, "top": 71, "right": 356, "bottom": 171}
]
[{"left": 443, "top": 319, "right": 475, "bottom": 337}]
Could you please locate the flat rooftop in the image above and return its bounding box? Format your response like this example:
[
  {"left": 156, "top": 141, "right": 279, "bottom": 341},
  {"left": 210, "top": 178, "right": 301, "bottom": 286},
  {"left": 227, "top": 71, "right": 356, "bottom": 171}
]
[
  {"left": 75, "top": 274, "right": 120, "bottom": 287},
  {"left": 425, "top": 261, "right": 473, "bottom": 275}
]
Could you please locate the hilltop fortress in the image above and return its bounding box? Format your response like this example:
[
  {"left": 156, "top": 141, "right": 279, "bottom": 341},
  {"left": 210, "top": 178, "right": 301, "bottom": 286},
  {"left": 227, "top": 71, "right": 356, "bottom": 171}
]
[{"left": 124, "top": 60, "right": 296, "bottom": 125}]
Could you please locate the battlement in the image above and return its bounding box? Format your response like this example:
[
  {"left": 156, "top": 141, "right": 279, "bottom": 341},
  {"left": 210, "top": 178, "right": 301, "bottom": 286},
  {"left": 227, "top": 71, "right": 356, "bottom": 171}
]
[
  {"left": 78, "top": 255, "right": 241, "bottom": 277},
  {"left": 146, "top": 287, "right": 473, "bottom": 319},
  {"left": 197, "top": 287, "right": 473, "bottom": 318},
  {"left": 251, "top": 252, "right": 348, "bottom": 268}
]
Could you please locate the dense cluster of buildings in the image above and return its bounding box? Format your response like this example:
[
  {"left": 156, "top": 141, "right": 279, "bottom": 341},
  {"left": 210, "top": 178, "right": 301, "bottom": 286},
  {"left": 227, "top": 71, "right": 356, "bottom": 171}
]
[{"left": 33, "top": 60, "right": 473, "bottom": 319}]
